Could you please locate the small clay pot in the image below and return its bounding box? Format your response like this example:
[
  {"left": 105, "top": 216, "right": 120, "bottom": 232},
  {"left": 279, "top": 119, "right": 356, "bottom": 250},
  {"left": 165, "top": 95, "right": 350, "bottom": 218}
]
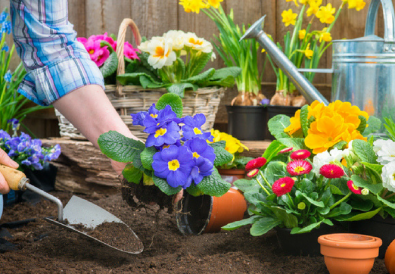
[
  {"left": 385, "top": 239, "right": 395, "bottom": 273},
  {"left": 318, "top": 233, "right": 382, "bottom": 274},
  {"left": 176, "top": 188, "right": 247, "bottom": 235},
  {"left": 218, "top": 168, "right": 246, "bottom": 185}
]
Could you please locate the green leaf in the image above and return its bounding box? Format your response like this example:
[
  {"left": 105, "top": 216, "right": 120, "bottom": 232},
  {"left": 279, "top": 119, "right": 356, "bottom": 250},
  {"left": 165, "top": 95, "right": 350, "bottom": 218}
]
[
  {"left": 268, "top": 115, "right": 291, "bottom": 139},
  {"left": 350, "top": 199, "right": 373, "bottom": 212},
  {"left": 263, "top": 161, "right": 288, "bottom": 185},
  {"left": 100, "top": 41, "right": 115, "bottom": 52},
  {"left": 362, "top": 162, "right": 383, "bottom": 178},
  {"left": 270, "top": 206, "right": 298, "bottom": 228},
  {"left": 99, "top": 52, "right": 118, "bottom": 78},
  {"left": 351, "top": 175, "right": 383, "bottom": 195},
  {"left": 262, "top": 140, "right": 286, "bottom": 163},
  {"left": 325, "top": 202, "right": 352, "bottom": 218},
  {"left": 333, "top": 141, "right": 347, "bottom": 150},
  {"left": 377, "top": 195, "right": 395, "bottom": 209},
  {"left": 197, "top": 168, "right": 231, "bottom": 197},
  {"left": 297, "top": 191, "right": 325, "bottom": 208},
  {"left": 291, "top": 221, "right": 324, "bottom": 234},
  {"left": 335, "top": 207, "right": 381, "bottom": 221},
  {"left": 98, "top": 131, "right": 145, "bottom": 163},
  {"left": 352, "top": 139, "right": 377, "bottom": 164},
  {"left": 188, "top": 52, "right": 212, "bottom": 77},
  {"left": 233, "top": 156, "right": 254, "bottom": 169},
  {"left": 363, "top": 116, "right": 382, "bottom": 136},
  {"left": 209, "top": 66, "right": 242, "bottom": 80},
  {"left": 300, "top": 105, "right": 309, "bottom": 137},
  {"left": 186, "top": 184, "right": 203, "bottom": 197},
  {"left": 297, "top": 178, "right": 316, "bottom": 194},
  {"left": 331, "top": 178, "right": 350, "bottom": 195},
  {"left": 209, "top": 141, "right": 226, "bottom": 149},
  {"left": 250, "top": 217, "right": 282, "bottom": 236},
  {"left": 277, "top": 138, "right": 307, "bottom": 150},
  {"left": 234, "top": 179, "right": 259, "bottom": 193},
  {"left": 117, "top": 72, "right": 161, "bottom": 86},
  {"left": 245, "top": 192, "right": 267, "bottom": 206},
  {"left": 153, "top": 175, "right": 182, "bottom": 196},
  {"left": 183, "top": 68, "right": 215, "bottom": 85},
  {"left": 213, "top": 146, "right": 234, "bottom": 167},
  {"left": 166, "top": 83, "right": 198, "bottom": 98},
  {"left": 357, "top": 115, "right": 367, "bottom": 134},
  {"left": 156, "top": 93, "right": 183, "bottom": 118},
  {"left": 122, "top": 164, "right": 143, "bottom": 184},
  {"left": 140, "top": 147, "right": 157, "bottom": 170},
  {"left": 222, "top": 216, "right": 260, "bottom": 231},
  {"left": 204, "top": 75, "right": 236, "bottom": 88}
]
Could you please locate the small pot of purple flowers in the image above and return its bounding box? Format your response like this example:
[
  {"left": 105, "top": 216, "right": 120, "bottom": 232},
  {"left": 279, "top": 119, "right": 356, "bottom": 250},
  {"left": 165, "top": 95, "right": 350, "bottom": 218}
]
[{"left": 98, "top": 94, "right": 233, "bottom": 213}]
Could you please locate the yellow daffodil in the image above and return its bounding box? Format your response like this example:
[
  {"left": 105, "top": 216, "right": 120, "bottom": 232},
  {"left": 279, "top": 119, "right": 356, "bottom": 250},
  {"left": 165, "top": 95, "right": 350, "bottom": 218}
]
[
  {"left": 299, "top": 0, "right": 309, "bottom": 5},
  {"left": 286, "top": 0, "right": 299, "bottom": 7},
  {"left": 285, "top": 109, "right": 302, "bottom": 136},
  {"left": 261, "top": 48, "right": 266, "bottom": 53},
  {"left": 207, "top": 0, "right": 223, "bottom": 9},
  {"left": 347, "top": 0, "right": 366, "bottom": 11},
  {"left": 306, "top": 0, "right": 322, "bottom": 16},
  {"left": 179, "top": 0, "right": 207, "bottom": 14},
  {"left": 304, "top": 43, "right": 314, "bottom": 59},
  {"left": 299, "top": 29, "right": 306, "bottom": 40},
  {"left": 318, "top": 28, "right": 332, "bottom": 42},
  {"left": 282, "top": 9, "right": 298, "bottom": 27},
  {"left": 316, "top": 3, "right": 336, "bottom": 24}
]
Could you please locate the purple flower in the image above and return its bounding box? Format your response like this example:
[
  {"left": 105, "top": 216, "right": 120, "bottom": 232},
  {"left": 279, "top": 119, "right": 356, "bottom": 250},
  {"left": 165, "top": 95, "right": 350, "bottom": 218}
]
[
  {"left": 131, "top": 111, "right": 148, "bottom": 126},
  {"left": 185, "top": 138, "right": 215, "bottom": 164},
  {"left": 0, "top": 11, "right": 8, "bottom": 24},
  {"left": 152, "top": 145, "right": 195, "bottom": 189},
  {"left": 0, "top": 130, "right": 10, "bottom": 140},
  {"left": 182, "top": 114, "right": 213, "bottom": 141},
  {"left": 43, "top": 144, "right": 61, "bottom": 161},
  {"left": 145, "top": 121, "right": 180, "bottom": 148},
  {"left": 1, "top": 21, "right": 11, "bottom": 34},
  {"left": 4, "top": 71, "right": 12, "bottom": 83},
  {"left": 189, "top": 157, "right": 214, "bottom": 185},
  {"left": 260, "top": 98, "right": 270, "bottom": 106}
]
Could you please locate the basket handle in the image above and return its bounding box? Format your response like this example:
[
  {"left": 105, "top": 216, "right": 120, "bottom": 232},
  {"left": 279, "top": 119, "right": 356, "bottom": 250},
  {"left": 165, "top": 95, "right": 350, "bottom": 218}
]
[{"left": 115, "top": 18, "right": 142, "bottom": 95}]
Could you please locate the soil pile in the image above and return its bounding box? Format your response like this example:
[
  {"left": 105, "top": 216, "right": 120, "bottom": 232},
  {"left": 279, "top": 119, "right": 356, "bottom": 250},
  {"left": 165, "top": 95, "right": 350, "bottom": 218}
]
[{"left": 0, "top": 191, "right": 387, "bottom": 273}]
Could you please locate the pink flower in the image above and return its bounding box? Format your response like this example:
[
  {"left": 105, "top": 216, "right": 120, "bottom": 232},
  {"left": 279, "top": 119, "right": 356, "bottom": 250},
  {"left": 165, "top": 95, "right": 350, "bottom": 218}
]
[
  {"left": 287, "top": 160, "right": 312, "bottom": 176},
  {"left": 124, "top": 41, "right": 140, "bottom": 60},
  {"left": 84, "top": 39, "right": 110, "bottom": 67},
  {"left": 77, "top": 37, "right": 88, "bottom": 45},
  {"left": 272, "top": 177, "right": 295, "bottom": 197},
  {"left": 279, "top": 147, "right": 293, "bottom": 154},
  {"left": 245, "top": 157, "right": 267, "bottom": 171},
  {"left": 290, "top": 149, "right": 311, "bottom": 160},
  {"left": 320, "top": 164, "right": 345, "bottom": 179},
  {"left": 247, "top": 169, "right": 259, "bottom": 178},
  {"left": 347, "top": 180, "right": 362, "bottom": 195}
]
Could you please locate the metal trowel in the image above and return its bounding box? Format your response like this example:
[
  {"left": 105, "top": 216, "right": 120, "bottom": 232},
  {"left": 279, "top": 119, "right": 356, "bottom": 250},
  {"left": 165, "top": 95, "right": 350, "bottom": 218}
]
[{"left": 0, "top": 164, "right": 144, "bottom": 254}]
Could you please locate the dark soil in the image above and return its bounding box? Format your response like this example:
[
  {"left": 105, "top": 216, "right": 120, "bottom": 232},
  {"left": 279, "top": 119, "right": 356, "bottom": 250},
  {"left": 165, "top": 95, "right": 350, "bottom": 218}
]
[{"left": 0, "top": 190, "right": 388, "bottom": 274}]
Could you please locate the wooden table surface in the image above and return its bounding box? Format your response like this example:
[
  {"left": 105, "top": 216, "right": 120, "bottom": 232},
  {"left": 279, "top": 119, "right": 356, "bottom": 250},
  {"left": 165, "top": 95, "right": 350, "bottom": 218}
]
[{"left": 240, "top": 140, "right": 272, "bottom": 158}]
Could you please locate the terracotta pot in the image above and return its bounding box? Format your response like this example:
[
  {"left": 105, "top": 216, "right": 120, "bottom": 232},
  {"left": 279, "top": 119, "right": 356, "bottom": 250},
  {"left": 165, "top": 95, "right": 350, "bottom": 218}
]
[
  {"left": 218, "top": 168, "right": 246, "bottom": 185},
  {"left": 318, "top": 233, "right": 382, "bottom": 274},
  {"left": 176, "top": 188, "right": 247, "bottom": 235},
  {"left": 385, "top": 239, "right": 395, "bottom": 273}
]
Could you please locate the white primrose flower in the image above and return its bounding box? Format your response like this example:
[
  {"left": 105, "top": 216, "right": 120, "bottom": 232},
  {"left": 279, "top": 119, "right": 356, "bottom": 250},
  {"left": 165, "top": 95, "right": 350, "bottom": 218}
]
[
  {"left": 312, "top": 148, "right": 347, "bottom": 176},
  {"left": 374, "top": 139, "right": 395, "bottom": 165},
  {"left": 164, "top": 30, "right": 186, "bottom": 51},
  {"left": 382, "top": 161, "right": 395, "bottom": 192},
  {"left": 138, "top": 36, "right": 163, "bottom": 53},
  {"left": 184, "top": 32, "right": 213, "bottom": 53},
  {"left": 146, "top": 37, "right": 177, "bottom": 69}
]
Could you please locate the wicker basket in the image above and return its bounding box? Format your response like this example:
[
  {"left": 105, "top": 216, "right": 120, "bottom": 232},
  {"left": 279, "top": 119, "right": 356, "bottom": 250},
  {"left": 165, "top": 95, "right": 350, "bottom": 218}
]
[{"left": 55, "top": 18, "right": 225, "bottom": 140}]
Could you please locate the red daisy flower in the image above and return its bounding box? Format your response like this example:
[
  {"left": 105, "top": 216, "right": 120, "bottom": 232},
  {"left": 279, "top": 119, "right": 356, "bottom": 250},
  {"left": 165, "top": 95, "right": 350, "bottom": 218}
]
[
  {"left": 279, "top": 147, "right": 293, "bottom": 154},
  {"left": 272, "top": 177, "right": 295, "bottom": 197},
  {"left": 287, "top": 160, "right": 312, "bottom": 176},
  {"left": 320, "top": 164, "right": 345, "bottom": 179},
  {"left": 347, "top": 180, "right": 362, "bottom": 195},
  {"left": 245, "top": 157, "right": 267, "bottom": 171},
  {"left": 247, "top": 169, "right": 259, "bottom": 178},
  {"left": 290, "top": 149, "right": 311, "bottom": 160}
]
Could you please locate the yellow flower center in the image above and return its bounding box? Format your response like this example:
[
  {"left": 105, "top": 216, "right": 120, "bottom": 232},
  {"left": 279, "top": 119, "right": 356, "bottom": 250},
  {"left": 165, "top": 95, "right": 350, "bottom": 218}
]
[
  {"left": 297, "top": 152, "right": 304, "bottom": 155},
  {"left": 281, "top": 183, "right": 286, "bottom": 188},
  {"left": 193, "top": 127, "right": 202, "bottom": 135},
  {"left": 150, "top": 114, "right": 158, "bottom": 118},
  {"left": 294, "top": 166, "right": 305, "bottom": 173},
  {"left": 193, "top": 152, "right": 200, "bottom": 159},
  {"left": 163, "top": 145, "right": 170, "bottom": 149},
  {"left": 352, "top": 184, "right": 359, "bottom": 191},
  {"left": 189, "top": 37, "right": 204, "bottom": 46},
  {"left": 154, "top": 46, "right": 170, "bottom": 58},
  {"left": 89, "top": 49, "right": 95, "bottom": 54},
  {"left": 393, "top": 173, "right": 395, "bottom": 180},
  {"left": 155, "top": 128, "right": 167, "bottom": 138},
  {"left": 168, "top": 159, "right": 180, "bottom": 171}
]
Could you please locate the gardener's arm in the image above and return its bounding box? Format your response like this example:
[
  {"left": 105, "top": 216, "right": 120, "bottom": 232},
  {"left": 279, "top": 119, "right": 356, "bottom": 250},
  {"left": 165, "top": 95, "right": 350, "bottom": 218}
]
[
  {"left": 0, "top": 148, "right": 19, "bottom": 194},
  {"left": 10, "top": 0, "right": 139, "bottom": 175}
]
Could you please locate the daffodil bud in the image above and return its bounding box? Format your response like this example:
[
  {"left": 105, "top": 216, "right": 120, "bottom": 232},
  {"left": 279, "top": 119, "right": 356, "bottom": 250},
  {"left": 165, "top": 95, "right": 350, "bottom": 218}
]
[
  {"left": 361, "top": 188, "right": 369, "bottom": 196},
  {"left": 298, "top": 202, "right": 306, "bottom": 210}
]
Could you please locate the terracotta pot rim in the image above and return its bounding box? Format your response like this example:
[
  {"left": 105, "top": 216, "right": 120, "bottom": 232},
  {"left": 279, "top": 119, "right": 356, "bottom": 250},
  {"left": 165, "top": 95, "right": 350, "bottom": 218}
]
[{"left": 318, "top": 233, "right": 382, "bottom": 249}]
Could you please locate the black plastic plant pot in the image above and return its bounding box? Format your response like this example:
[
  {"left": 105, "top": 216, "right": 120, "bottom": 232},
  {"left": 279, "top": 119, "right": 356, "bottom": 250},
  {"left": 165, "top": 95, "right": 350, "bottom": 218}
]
[
  {"left": 275, "top": 223, "right": 347, "bottom": 256},
  {"left": 348, "top": 215, "right": 395, "bottom": 259},
  {"left": 226, "top": 105, "right": 267, "bottom": 141},
  {"left": 265, "top": 106, "right": 301, "bottom": 140}
]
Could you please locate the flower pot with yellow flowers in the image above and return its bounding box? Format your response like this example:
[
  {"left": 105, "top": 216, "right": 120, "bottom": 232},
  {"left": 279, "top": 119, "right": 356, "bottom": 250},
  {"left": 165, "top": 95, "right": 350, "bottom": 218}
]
[{"left": 265, "top": 0, "right": 367, "bottom": 122}]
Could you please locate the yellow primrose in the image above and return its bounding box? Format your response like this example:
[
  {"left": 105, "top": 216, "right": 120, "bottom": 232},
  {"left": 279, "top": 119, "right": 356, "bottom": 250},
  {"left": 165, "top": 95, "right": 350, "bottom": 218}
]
[
  {"left": 207, "top": 0, "right": 223, "bottom": 9},
  {"left": 316, "top": 3, "right": 336, "bottom": 24},
  {"left": 327, "top": 100, "right": 369, "bottom": 129},
  {"left": 342, "top": 124, "right": 368, "bottom": 144},
  {"left": 304, "top": 43, "right": 314, "bottom": 59},
  {"left": 307, "top": 100, "right": 326, "bottom": 120},
  {"left": 282, "top": 9, "right": 298, "bottom": 27},
  {"left": 299, "top": 29, "right": 306, "bottom": 40},
  {"left": 284, "top": 109, "right": 302, "bottom": 136},
  {"left": 306, "top": 0, "right": 322, "bottom": 16},
  {"left": 286, "top": 0, "right": 299, "bottom": 7}
]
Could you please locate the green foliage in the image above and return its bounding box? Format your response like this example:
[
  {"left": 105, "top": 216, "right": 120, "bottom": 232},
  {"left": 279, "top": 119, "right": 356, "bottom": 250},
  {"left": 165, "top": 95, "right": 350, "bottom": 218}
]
[
  {"left": 153, "top": 175, "right": 182, "bottom": 196},
  {"left": 363, "top": 116, "right": 382, "bottom": 137},
  {"left": 122, "top": 164, "right": 143, "bottom": 184},
  {"left": 213, "top": 146, "right": 234, "bottom": 167},
  {"left": 100, "top": 52, "right": 118, "bottom": 78},
  {"left": 384, "top": 117, "right": 395, "bottom": 141},
  {"left": 250, "top": 217, "right": 282, "bottom": 236},
  {"left": 222, "top": 216, "right": 260, "bottom": 231},
  {"left": 140, "top": 147, "right": 157, "bottom": 170},
  {"left": 156, "top": 93, "right": 183, "bottom": 118},
  {"left": 352, "top": 139, "right": 377, "bottom": 164},
  {"left": 268, "top": 115, "right": 291, "bottom": 139},
  {"left": 300, "top": 105, "right": 309, "bottom": 137},
  {"left": 196, "top": 168, "right": 231, "bottom": 197},
  {"left": 262, "top": 141, "right": 286, "bottom": 163}
]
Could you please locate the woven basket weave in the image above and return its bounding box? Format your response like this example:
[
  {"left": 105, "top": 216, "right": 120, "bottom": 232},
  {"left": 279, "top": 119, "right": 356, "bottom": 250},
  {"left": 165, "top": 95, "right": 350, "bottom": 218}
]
[{"left": 55, "top": 18, "right": 225, "bottom": 140}]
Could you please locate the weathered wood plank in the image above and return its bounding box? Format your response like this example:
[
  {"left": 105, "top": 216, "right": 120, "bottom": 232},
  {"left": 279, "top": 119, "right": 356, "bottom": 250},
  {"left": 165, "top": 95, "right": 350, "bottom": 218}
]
[{"left": 85, "top": 0, "right": 104, "bottom": 36}]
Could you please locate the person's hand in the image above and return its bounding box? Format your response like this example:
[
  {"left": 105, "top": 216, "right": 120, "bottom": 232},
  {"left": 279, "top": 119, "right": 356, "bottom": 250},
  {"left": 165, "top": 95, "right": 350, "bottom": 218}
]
[{"left": 0, "top": 148, "right": 19, "bottom": 194}]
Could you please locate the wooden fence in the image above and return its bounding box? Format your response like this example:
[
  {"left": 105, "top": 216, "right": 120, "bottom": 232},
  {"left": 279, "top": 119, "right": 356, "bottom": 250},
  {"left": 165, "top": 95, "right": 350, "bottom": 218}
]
[{"left": 0, "top": 0, "right": 389, "bottom": 136}]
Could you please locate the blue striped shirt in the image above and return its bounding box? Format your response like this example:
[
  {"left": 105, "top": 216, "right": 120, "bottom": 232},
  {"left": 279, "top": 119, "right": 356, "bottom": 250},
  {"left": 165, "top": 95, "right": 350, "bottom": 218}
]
[{"left": 10, "top": 0, "right": 104, "bottom": 106}]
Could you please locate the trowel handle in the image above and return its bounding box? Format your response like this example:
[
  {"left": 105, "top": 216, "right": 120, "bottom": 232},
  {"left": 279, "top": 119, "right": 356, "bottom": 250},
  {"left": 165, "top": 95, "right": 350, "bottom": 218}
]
[{"left": 0, "top": 164, "right": 29, "bottom": 191}]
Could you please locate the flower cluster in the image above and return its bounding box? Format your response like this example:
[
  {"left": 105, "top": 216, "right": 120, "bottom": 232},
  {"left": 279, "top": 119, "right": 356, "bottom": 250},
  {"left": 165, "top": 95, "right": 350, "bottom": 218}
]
[
  {"left": 0, "top": 120, "right": 61, "bottom": 170},
  {"left": 374, "top": 139, "right": 395, "bottom": 192},
  {"left": 138, "top": 30, "right": 214, "bottom": 70},
  {"left": 179, "top": 0, "right": 224, "bottom": 14},
  {"left": 78, "top": 32, "right": 140, "bottom": 67},
  {"left": 284, "top": 100, "right": 369, "bottom": 154},
  {"left": 132, "top": 105, "right": 215, "bottom": 189}
]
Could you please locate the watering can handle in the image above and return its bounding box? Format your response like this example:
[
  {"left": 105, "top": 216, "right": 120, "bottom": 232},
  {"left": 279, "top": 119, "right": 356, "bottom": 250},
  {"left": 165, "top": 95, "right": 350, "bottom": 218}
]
[{"left": 365, "top": 0, "right": 395, "bottom": 48}]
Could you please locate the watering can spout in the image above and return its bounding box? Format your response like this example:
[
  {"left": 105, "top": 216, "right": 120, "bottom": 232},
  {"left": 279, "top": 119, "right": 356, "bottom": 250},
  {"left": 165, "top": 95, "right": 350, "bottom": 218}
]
[{"left": 241, "top": 16, "right": 329, "bottom": 106}]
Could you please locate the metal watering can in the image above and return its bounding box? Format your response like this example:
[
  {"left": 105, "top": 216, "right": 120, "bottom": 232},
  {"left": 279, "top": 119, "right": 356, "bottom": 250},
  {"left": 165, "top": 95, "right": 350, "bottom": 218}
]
[{"left": 242, "top": 0, "right": 395, "bottom": 120}]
